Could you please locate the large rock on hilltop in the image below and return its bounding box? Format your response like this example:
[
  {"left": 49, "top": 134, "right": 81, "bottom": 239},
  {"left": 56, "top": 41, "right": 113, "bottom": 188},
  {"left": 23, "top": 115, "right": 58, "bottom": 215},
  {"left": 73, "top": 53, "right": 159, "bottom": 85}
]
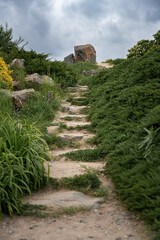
[
  {"left": 64, "top": 54, "right": 75, "bottom": 65},
  {"left": 74, "top": 44, "right": 96, "bottom": 63}
]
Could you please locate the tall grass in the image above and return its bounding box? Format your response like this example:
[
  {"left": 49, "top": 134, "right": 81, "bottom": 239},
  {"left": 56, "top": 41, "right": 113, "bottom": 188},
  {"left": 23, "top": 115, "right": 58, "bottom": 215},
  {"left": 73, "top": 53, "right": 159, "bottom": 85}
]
[
  {"left": 0, "top": 91, "right": 13, "bottom": 116},
  {"left": 70, "top": 62, "right": 99, "bottom": 85},
  {"left": 0, "top": 115, "right": 50, "bottom": 216}
]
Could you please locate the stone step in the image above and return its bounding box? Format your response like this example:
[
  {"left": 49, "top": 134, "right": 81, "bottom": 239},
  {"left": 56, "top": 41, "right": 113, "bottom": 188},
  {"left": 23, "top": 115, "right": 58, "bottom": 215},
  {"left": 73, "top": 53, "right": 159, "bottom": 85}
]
[
  {"left": 72, "top": 96, "right": 87, "bottom": 99},
  {"left": 48, "top": 160, "right": 105, "bottom": 178},
  {"left": 57, "top": 132, "right": 95, "bottom": 141},
  {"left": 49, "top": 147, "right": 96, "bottom": 157},
  {"left": 63, "top": 121, "right": 91, "bottom": 127},
  {"left": 68, "top": 86, "right": 89, "bottom": 91},
  {"left": 23, "top": 191, "right": 103, "bottom": 210},
  {"left": 61, "top": 103, "right": 89, "bottom": 114},
  {"left": 58, "top": 112, "right": 87, "bottom": 119}
]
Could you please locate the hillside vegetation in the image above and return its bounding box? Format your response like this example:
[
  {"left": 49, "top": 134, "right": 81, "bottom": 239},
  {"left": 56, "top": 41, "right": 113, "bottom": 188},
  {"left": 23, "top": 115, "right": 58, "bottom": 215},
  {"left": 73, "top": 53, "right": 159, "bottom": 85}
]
[
  {"left": 88, "top": 31, "right": 160, "bottom": 238},
  {"left": 0, "top": 24, "right": 77, "bottom": 216},
  {"left": 0, "top": 24, "right": 100, "bottom": 217}
]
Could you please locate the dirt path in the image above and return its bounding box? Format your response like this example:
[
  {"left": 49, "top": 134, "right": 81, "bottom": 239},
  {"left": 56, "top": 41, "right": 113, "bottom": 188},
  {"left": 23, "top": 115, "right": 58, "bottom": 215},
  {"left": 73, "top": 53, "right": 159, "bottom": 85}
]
[
  {"left": 97, "top": 62, "right": 114, "bottom": 68},
  {"left": 0, "top": 86, "right": 151, "bottom": 240}
]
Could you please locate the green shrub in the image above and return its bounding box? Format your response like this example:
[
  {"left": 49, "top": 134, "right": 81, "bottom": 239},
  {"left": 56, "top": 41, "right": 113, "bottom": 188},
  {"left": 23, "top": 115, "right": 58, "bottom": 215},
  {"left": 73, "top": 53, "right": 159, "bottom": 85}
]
[
  {"left": 70, "top": 62, "right": 99, "bottom": 85},
  {"left": 0, "top": 115, "right": 50, "bottom": 216},
  {"left": 65, "top": 148, "right": 104, "bottom": 161},
  {"left": 59, "top": 173, "right": 101, "bottom": 190},
  {"left": 88, "top": 43, "right": 160, "bottom": 234},
  {"left": 9, "top": 65, "right": 26, "bottom": 89},
  {"left": 0, "top": 92, "right": 13, "bottom": 116},
  {"left": 16, "top": 91, "right": 59, "bottom": 131}
]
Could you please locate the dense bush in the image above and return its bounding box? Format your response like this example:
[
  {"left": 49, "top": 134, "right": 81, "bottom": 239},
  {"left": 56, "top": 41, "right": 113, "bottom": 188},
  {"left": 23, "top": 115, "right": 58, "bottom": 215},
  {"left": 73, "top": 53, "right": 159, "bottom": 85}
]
[
  {"left": 127, "top": 29, "right": 160, "bottom": 59},
  {"left": 0, "top": 115, "right": 49, "bottom": 216},
  {"left": 88, "top": 45, "right": 160, "bottom": 234}
]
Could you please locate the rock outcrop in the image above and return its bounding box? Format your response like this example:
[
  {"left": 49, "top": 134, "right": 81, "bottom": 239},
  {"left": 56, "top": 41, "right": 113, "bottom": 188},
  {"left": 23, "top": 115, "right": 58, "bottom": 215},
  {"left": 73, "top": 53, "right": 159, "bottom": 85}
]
[
  {"left": 0, "top": 88, "right": 35, "bottom": 109},
  {"left": 74, "top": 44, "right": 96, "bottom": 63},
  {"left": 12, "top": 89, "right": 35, "bottom": 108},
  {"left": 25, "top": 73, "right": 54, "bottom": 87},
  {"left": 64, "top": 54, "right": 75, "bottom": 65},
  {"left": 11, "top": 58, "right": 25, "bottom": 68},
  {"left": 25, "top": 73, "right": 43, "bottom": 86}
]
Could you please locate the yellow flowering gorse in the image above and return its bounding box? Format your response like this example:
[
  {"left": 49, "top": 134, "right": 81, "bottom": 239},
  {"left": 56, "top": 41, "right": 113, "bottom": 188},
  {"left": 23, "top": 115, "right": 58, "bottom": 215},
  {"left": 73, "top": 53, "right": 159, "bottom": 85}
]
[{"left": 0, "top": 57, "right": 13, "bottom": 90}]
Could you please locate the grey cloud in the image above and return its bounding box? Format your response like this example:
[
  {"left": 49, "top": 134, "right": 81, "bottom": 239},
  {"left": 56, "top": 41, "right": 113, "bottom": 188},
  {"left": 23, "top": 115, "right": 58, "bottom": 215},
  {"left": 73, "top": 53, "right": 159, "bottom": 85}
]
[
  {"left": 0, "top": 0, "right": 160, "bottom": 62},
  {"left": 66, "top": 0, "right": 108, "bottom": 20}
]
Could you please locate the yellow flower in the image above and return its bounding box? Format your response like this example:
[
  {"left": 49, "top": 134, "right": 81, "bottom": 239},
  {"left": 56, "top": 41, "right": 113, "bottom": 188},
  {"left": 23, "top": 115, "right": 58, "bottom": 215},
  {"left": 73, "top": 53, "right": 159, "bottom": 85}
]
[{"left": 0, "top": 57, "right": 13, "bottom": 90}]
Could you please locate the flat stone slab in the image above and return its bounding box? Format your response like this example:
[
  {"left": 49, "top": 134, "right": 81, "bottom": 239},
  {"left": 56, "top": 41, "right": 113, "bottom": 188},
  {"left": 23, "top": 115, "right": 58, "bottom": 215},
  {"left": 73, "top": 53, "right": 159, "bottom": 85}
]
[
  {"left": 49, "top": 146, "right": 96, "bottom": 157},
  {"left": 68, "top": 86, "right": 88, "bottom": 91},
  {"left": 64, "top": 121, "right": 91, "bottom": 127},
  {"left": 23, "top": 191, "right": 103, "bottom": 210},
  {"left": 47, "top": 161, "right": 105, "bottom": 178},
  {"left": 57, "top": 132, "right": 95, "bottom": 140},
  {"left": 61, "top": 103, "right": 88, "bottom": 114}
]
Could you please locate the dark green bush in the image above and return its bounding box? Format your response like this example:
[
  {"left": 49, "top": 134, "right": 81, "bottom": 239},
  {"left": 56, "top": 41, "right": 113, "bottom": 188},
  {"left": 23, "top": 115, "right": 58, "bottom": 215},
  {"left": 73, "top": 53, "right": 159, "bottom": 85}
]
[
  {"left": 88, "top": 45, "right": 160, "bottom": 234},
  {"left": 65, "top": 148, "right": 105, "bottom": 161},
  {"left": 59, "top": 173, "right": 101, "bottom": 189}
]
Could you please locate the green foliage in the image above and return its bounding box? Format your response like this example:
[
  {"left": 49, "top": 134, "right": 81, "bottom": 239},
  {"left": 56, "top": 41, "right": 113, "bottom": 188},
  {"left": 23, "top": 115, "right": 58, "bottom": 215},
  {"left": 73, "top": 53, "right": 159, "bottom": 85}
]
[
  {"left": 153, "top": 30, "right": 160, "bottom": 45},
  {"left": 0, "top": 115, "right": 49, "bottom": 216},
  {"left": 9, "top": 65, "right": 26, "bottom": 89},
  {"left": 16, "top": 91, "right": 59, "bottom": 131},
  {"left": 71, "top": 61, "right": 99, "bottom": 75},
  {"left": 104, "top": 58, "right": 126, "bottom": 65},
  {"left": 0, "top": 91, "right": 13, "bottom": 116},
  {"left": 127, "top": 40, "right": 154, "bottom": 58},
  {"left": 65, "top": 148, "right": 104, "bottom": 161},
  {"left": 70, "top": 62, "right": 99, "bottom": 85},
  {"left": 0, "top": 23, "right": 25, "bottom": 52},
  {"left": 67, "top": 96, "right": 89, "bottom": 106},
  {"left": 88, "top": 44, "right": 160, "bottom": 233},
  {"left": 59, "top": 173, "right": 101, "bottom": 190},
  {"left": 0, "top": 24, "right": 76, "bottom": 88}
]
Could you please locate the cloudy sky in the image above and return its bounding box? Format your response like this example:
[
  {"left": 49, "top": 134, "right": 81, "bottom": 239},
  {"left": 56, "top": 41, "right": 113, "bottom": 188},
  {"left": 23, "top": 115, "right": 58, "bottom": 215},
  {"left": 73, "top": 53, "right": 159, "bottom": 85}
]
[{"left": 0, "top": 0, "right": 160, "bottom": 62}]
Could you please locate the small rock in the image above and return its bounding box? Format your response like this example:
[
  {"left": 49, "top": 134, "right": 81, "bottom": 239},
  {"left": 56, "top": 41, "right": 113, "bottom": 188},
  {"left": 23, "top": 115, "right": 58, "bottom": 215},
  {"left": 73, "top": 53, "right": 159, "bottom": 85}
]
[
  {"left": 133, "top": 222, "right": 139, "bottom": 226},
  {"left": 29, "top": 225, "right": 38, "bottom": 229},
  {"left": 79, "top": 219, "right": 87, "bottom": 223},
  {"left": 99, "top": 212, "right": 103, "bottom": 215},
  {"left": 77, "top": 236, "right": 83, "bottom": 240},
  {"left": 121, "top": 211, "right": 129, "bottom": 217},
  {"left": 19, "top": 239, "right": 28, "bottom": 240},
  {"left": 8, "top": 230, "right": 14, "bottom": 235},
  {"left": 127, "top": 234, "right": 136, "bottom": 239},
  {"left": 88, "top": 236, "right": 95, "bottom": 239},
  {"left": 116, "top": 238, "right": 122, "bottom": 240},
  {"left": 1, "top": 225, "right": 6, "bottom": 230},
  {"left": 93, "top": 209, "right": 98, "bottom": 213},
  {"left": 59, "top": 227, "right": 63, "bottom": 230},
  {"left": 72, "top": 226, "right": 77, "bottom": 229},
  {"left": 48, "top": 219, "right": 56, "bottom": 224}
]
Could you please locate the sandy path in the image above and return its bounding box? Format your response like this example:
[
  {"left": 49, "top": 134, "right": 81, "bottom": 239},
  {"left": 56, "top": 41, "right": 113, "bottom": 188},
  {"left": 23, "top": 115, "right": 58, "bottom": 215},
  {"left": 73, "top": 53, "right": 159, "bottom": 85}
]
[{"left": 97, "top": 62, "right": 114, "bottom": 68}]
